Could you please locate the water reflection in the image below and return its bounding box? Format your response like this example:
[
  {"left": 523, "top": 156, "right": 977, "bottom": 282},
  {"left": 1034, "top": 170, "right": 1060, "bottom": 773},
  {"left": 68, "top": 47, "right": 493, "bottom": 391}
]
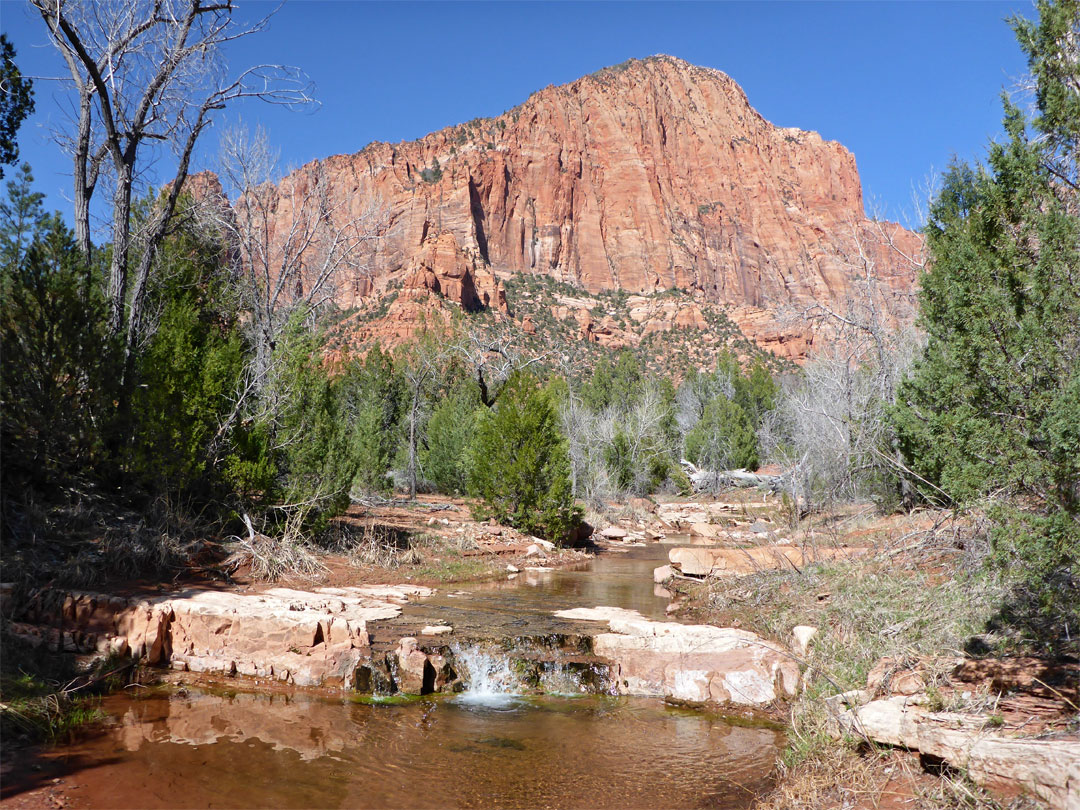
[
  {"left": 55, "top": 686, "right": 780, "bottom": 809},
  {"left": 396, "top": 544, "right": 684, "bottom": 638}
]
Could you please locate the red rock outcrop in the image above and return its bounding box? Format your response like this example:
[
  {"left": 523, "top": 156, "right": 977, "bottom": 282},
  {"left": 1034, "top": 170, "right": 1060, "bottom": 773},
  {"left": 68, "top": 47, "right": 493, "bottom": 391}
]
[
  {"left": 400, "top": 230, "right": 506, "bottom": 313},
  {"left": 255, "top": 56, "right": 923, "bottom": 360}
]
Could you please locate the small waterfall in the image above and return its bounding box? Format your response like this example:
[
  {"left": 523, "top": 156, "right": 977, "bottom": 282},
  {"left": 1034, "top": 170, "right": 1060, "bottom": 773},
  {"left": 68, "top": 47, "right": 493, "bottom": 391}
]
[
  {"left": 450, "top": 643, "right": 521, "bottom": 705},
  {"left": 449, "top": 640, "right": 617, "bottom": 703},
  {"left": 537, "top": 661, "right": 617, "bottom": 696}
]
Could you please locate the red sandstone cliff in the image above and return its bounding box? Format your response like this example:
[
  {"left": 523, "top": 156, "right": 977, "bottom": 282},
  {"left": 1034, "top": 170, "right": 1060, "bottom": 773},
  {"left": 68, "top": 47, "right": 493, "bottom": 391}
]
[{"left": 258, "top": 56, "right": 923, "bottom": 361}]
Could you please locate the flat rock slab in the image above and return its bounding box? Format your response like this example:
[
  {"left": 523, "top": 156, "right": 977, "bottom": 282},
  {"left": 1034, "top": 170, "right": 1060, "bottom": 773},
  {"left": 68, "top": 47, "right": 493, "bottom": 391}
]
[
  {"left": 9, "top": 584, "right": 434, "bottom": 688},
  {"left": 555, "top": 606, "right": 798, "bottom": 707},
  {"left": 837, "top": 696, "right": 1080, "bottom": 809},
  {"left": 669, "top": 545, "right": 870, "bottom": 577}
]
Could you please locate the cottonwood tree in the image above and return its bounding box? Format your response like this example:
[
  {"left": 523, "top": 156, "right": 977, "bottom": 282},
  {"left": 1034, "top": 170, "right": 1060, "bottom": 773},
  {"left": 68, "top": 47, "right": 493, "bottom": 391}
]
[
  {"left": 763, "top": 218, "right": 925, "bottom": 513},
  {"left": 197, "top": 125, "right": 384, "bottom": 469},
  {"left": 397, "top": 327, "right": 449, "bottom": 500},
  {"left": 209, "top": 125, "right": 383, "bottom": 391},
  {"left": 33, "top": 0, "right": 313, "bottom": 359},
  {"left": 451, "top": 320, "right": 550, "bottom": 407}
]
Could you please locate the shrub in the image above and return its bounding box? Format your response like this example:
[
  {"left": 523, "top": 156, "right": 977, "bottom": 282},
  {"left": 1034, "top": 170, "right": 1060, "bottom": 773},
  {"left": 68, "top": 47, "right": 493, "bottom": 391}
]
[
  {"left": 467, "top": 373, "right": 582, "bottom": 542},
  {"left": 421, "top": 380, "right": 482, "bottom": 495},
  {"left": 129, "top": 223, "right": 245, "bottom": 499},
  {"left": 684, "top": 395, "right": 758, "bottom": 471},
  {"left": 1, "top": 173, "right": 118, "bottom": 494}
]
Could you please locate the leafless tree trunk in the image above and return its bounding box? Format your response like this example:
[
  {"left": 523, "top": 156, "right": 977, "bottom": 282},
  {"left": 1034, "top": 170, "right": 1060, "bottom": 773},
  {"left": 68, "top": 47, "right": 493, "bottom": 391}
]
[
  {"left": 452, "top": 321, "right": 551, "bottom": 407},
  {"left": 194, "top": 126, "right": 384, "bottom": 466},
  {"left": 765, "top": 218, "right": 926, "bottom": 511},
  {"left": 207, "top": 125, "right": 384, "bottom": 392},
  {"left": 398, "top": 335, "right": 447, "bottom": 500},
  {"left": 34, "top": 0, "right": 314, "bottom": 357}
]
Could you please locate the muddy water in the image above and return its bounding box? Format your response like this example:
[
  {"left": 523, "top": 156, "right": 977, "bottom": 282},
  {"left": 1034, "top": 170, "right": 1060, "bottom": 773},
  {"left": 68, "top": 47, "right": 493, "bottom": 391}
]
[
  {"left": 12, "top": 544, "right": 786, "bottom": 808},
  {"left": 35, "top": 687, "right": 782, "bottom": 809}
]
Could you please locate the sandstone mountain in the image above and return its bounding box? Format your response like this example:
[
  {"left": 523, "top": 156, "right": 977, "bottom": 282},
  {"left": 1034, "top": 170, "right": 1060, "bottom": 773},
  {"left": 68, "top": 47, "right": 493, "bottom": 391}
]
[{"left": 250, "top": 55, "right": 922, "bottom": 362}]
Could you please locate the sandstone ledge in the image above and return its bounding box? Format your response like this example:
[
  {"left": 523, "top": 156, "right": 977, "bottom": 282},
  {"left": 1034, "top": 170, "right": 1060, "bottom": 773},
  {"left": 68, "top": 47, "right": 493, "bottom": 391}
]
[
  {"left": 836, "top": 696, "right": 1080, "bottom": 809},
  {"left": 555, "top": 606, "right": 799, "bottom": 706},
  {"left": 669, "top": 545, "right": 870, "bottom": 577},
  {"left": 8, "top": 584, "right": 432, "bottom": 688}
]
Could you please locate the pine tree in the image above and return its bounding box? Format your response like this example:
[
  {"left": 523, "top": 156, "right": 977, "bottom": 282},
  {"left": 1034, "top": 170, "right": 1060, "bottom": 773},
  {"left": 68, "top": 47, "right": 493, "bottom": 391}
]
[{"left": 0, "top": 35, "right": 35, "bottom": 177}]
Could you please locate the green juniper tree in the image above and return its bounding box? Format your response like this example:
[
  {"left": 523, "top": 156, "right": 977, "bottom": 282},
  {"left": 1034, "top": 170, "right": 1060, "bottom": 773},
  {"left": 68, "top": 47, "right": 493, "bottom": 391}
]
[
  {"left": 0, "top": 35, "right": 35, "bottom": 177},
  {"left": 894, "top": 0, "right": 1079, "bottom": 642},
  {"left": 468, "top": 373, "right": 582, "bottom": 543}
]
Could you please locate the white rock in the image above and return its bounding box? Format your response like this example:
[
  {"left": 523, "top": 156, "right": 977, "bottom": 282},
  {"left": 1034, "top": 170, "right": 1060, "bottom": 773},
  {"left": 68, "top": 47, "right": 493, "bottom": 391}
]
[
  {"left": 506, "top": 564, "right": 520, "bottom": 573},
  {"left": 838, "top": 697, "right": 1080, "bottom": 809},
  {"left": 653, "top": 564, "right": 674, "bottom": 584},
  {"left": 420, "top": 625, "right": 453, "bottom": 636},
  {"left": 792, "top": 625, "right": 818, "bottom": 656},
  {"left": 600, "top": 526, "right": 628, "bottom": 539},
  {"left": 553, "top": 605, "right": 799, "bottom": 707}
]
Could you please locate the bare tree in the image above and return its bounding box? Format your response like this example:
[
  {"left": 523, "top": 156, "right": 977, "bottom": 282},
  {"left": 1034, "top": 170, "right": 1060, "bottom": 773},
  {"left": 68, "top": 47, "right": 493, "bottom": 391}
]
[
  {"left": 765, "top": 218, "right": 926, "bottom": 512},
  {"left": 451, "top": 320, "right": 551, "bottom": 407},
  {"left": 560, "top": 378, "right": 674, "bottom": 505},
  {"left": 397, "top": 328, "right": 449, "bottom": 500},
  {"left": 33, "top": 0, "right": 314, "bottom": 358},
  {"left": 194, "top": 125, "right": 383, "bottom": 466},
  {"left": 209, "top": 124, "right": 383, "bottom": 391}
]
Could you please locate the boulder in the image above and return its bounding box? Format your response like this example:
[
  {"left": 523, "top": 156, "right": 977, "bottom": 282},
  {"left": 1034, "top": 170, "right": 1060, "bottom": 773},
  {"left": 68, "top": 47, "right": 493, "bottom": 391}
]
[
  {"left": 689, "top": 522, "right": 725, "bottom": 540},
  {"left": 791, "top": 626, "right": 818, "bottom": 657},
  {"left": 837, "top": 697, "right": 1080, "bottom": 809},
  {"left": 653, "top": 565, "right": 674, "bottom": 584},
  {"left": 600, "top": 526, "right": 628, "bottom": 539},
  {"left": 394, "top": 637, "right": 432, "bottom": 694}
]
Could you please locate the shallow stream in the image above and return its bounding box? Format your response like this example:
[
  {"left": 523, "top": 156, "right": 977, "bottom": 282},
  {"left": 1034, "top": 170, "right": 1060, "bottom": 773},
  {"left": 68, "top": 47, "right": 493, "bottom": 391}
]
[{"left": 10, "top": 544, "right": 786, "bottom": 808}]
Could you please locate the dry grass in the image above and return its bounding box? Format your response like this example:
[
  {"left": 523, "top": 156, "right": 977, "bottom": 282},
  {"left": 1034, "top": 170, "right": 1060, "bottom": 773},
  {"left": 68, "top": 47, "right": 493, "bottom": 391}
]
[
  {"left": 2, "top": 488, "right": 207, "bottom": 588},
  {"left": 758, "top": 742, "right": 1039, "bottom": 809},
  {"left": 225, "top": 510, "right": 328, "bottom": 582},
  {"left": 671, "top": 507, "right": 1043, "bottom": 810}
]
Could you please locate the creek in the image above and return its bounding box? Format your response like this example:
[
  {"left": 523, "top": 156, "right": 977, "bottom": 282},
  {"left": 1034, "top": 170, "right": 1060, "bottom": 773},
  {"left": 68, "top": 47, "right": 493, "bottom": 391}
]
[{"left": 11, "top": 544, "right": 786, "bottom": 809}]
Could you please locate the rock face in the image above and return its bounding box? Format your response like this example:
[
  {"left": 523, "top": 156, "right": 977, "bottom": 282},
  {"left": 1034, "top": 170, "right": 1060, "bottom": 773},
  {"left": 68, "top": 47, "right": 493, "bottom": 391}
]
[
  {"left": 556, "top": 606, "right": 799, "bottom": 706},
  {"left": 256, "top": 56, "right": 921, "bottom": 360}
]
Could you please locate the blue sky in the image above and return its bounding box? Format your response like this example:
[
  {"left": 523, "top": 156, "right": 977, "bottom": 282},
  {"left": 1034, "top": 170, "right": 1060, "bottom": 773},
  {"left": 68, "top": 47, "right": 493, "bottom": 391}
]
[{"left": 4, "top": 1, "right": 1028, "bottom": 230}]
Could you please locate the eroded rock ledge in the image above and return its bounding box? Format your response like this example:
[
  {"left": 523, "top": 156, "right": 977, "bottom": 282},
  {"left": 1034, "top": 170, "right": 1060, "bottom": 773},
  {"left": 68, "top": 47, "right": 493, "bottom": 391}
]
[
  {"left": 5, "top": 585, "right": 431, "bottom": 688},
  {"left": 555, "top": 606, "right": 799, "bottom": 705},
  {"left": 835, "top": 695, "right": 1080, "bottom": 810}
]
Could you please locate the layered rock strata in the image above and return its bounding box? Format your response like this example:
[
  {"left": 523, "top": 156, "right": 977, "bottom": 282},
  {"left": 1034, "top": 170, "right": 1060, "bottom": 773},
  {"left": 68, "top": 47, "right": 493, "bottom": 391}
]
[
  {"left": 6, "top": 585, "right": 432, "bottom": 688},
  {"left": 555, "top": 606, "right": 799, "bottom": 705},
  {"left": 249, "top": 56, "right": 921, "bottom": 361},
  {"left": 836, "top": 696, "right": 1080, "bottom": 809}
]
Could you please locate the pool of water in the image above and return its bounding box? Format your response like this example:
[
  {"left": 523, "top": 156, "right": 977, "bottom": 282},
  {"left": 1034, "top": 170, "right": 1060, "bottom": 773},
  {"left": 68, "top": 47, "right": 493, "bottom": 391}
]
[{"left": 24, "top": 685, "right": 782, "bottom": 809}]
